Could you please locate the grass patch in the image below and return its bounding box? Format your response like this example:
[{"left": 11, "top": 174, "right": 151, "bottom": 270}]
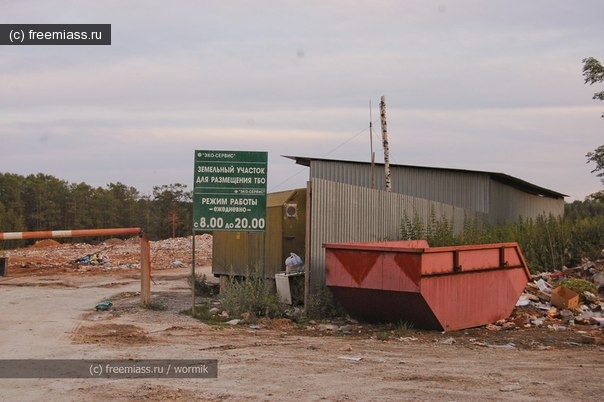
[
  {"left": 307, "top": 285, "right": 346, "bottom": 319},
  {"left": 142, "top": 301, "right": 167, "bottom": 311},
  {"left": 219, "top": 268, "right": 285, "bottom": 322},
  {"left": 180, "top": 304, "right": 226, "bottom": 324},
  {"left": 392, "top": 320, "right": 415, "bottom": 337},
  {"left": 188, "top": 273, "right": 219, "bottom": 297},
  {"left": 557, "top": 278, "right": 597, "bottom": 301},
  {"left": 375, "top": 321, "right": 416, "bottom": 341}
]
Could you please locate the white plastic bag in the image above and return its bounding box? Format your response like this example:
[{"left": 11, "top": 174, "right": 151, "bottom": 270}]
[{"left": 285, "top": 253, "right": 303, "bottom": 273}]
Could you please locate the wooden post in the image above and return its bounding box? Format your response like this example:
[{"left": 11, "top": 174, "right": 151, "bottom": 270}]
[
  {"left": 370, "top": 100, "right": 376, "bottom": 189},
  {"left": 140, "top": 233, "right": 151, "bottom": 304},
  {"left": 380, "top": 95, "right": 393, "bottom": 192},
  {"left": 304, "top": 180, "right": 312, "bottom": 314}
]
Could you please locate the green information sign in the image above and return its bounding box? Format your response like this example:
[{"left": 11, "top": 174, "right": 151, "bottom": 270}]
[{"left": 193, "top": 150, "right": 268, "bottom": 232}]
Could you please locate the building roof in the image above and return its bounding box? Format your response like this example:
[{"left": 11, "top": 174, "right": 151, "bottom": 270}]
[
  {"left": 284, "top": 155, "right": 567, "bottom": 199},
  {"left": 267, "top": 188, "right": 303, "bottom": 207}
]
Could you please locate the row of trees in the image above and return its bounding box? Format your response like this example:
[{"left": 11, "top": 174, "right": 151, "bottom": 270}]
[
  {"left": 401, "top": 200, "right": 604, "bottom": 273},
  {"left": 0, "top": 172, "right": 193, "bottom": 244}
]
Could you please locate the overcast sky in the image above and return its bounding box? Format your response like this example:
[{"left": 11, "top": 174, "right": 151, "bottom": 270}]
[{"left": 1, "top": 1, "right": 603, "bottom": 201}]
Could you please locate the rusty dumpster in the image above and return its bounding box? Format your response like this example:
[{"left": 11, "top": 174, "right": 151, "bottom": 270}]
[{"left": 323, "top": 240, "right": 531, "bottom": 331}]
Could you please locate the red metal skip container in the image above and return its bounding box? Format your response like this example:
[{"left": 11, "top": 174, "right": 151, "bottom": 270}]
[{"left": 323, "top": 240, "right": 531, "bottom": 331}]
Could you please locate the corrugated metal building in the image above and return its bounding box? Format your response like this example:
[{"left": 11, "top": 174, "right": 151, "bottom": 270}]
[
  {"left": 212, "top": 155, "right": 566, "bottom": 302},
  {"left": 288, "top": 156, "right": 566, "bottom": 223},
  {"left": 285, "top": 156, "right": 566, "bottom": 295}
]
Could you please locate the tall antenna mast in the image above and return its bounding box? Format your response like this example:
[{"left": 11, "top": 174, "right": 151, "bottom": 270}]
[
  {"left": 380, "top": 95, "right": 392, "bottom": 192},
  {"left": 369, "top": 100, "right": 376, "bottom": 189}
]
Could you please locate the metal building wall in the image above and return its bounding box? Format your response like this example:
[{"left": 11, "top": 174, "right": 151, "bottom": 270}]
[
  {"left": 489, "top": 181, "right": 565, "bottom": 224},
  {"left": 212, "top": 189, "right": 306, "bottom": 278},
  {"left": 310, "top": 160, "right": 490, "bottom": 213},
  {"left": 308, "top": 178, "right": 484, "bottom": 292}
]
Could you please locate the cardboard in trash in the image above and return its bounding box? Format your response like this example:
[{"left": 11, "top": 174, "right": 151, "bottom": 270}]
[{"left": 550, "top": 286, "right": 579, "bottom": 309}]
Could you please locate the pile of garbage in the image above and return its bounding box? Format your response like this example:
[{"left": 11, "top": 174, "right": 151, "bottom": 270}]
[
  {"left": 2, "top": 234, "right": 213, "bottom": 275},
  {"left": 511, "top": 258, "right": 604, "bottom": 340},
  {"left": 73, "top": 252, "right": 110, "bottom": 266}
]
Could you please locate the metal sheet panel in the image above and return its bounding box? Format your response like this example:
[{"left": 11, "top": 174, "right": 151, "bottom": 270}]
[
  {"left": 308, "top": 159, "right": 564, "bottom": 223},
  {"left": 212, "top": 188, "right": 307, "bottom": 277},
  {"left": 309, "top": 178, "right": 484, "bottom": 293},
  {"left": 310, "top": 160, "right": 491, "bottom": 213},
  {"left": 489, "top": 180, "right": 564, "bottom": 224}
]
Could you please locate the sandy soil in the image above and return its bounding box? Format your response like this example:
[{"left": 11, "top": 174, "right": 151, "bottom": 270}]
[{"left": 0, "top": 237, "right": 602, "bottom": 401}]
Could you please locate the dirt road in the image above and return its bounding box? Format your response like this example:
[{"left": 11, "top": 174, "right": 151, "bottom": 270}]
[{"left": 0, "top": 266, "right": 602, "bottom": 402}]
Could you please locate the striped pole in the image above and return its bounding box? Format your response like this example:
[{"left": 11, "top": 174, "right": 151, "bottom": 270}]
[
  {"left": 0, "top": 227, "right": 151, "bottom": 304},
  {"left": 0, "top": 227, "right": 142, "bottom": 240}
]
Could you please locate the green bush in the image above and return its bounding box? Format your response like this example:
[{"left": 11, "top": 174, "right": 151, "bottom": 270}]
[
  {"left": 558, "top": 278, "right": 597, "bottom": 300},
  {"left": 188, "top": 273, "right": 218, "bottom": 297},
  {"left": 307, "top": 285, "right": 345, "bottom": 319},
  {"left": 219, "top": 268, "right": 285, "bottom": 321},
  {"left": 400, "top": 201, "right": 604, "bottom": 273},
  {"left": 377, "top": 321, "right": 416, "bottom": 341}
]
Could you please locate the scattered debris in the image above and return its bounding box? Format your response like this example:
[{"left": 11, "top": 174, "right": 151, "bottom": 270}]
[
  {"left": 536, "top": 278, "right": 552, "bottom": 293},
  {"left": 439, "top": 337, "right": 456, "bottom": 345},
  {"left": 95, "top": 300, "right": 112, "bottom": 311},
  {"left": 515, "top": 294, "right": 531, "bottom": 307},
  {"left": 500, "top": 383, "right": 523, "bottom": 392},
  {"left": 512, "top": 258, "right": 604, "bottom": 335},
  {"left": 337, "top": 356, "right": 362, "bottom": 362},
  {"left": 551, "top": 286, "right": 579, "bottom": 309},
  {"left": 486, "top": 320, "right": 516, "bottom": 331},
  {"left": 284, "top": 252, "right": 304, "bottom": 274},
  {"left": 489, "top": 342, "right": 516, "bottom": 350},
  {"left": 593, "top": 272, "right": 604, "bottom": 292},
  {"left": 581, "top": 335, "right": 604, "bottom": 345},
  {"left": 75, "top": 253, "right": 109, "bottom": 266},
  {"left": 318, "top": 324, "right": 339, "bottom": 331}
]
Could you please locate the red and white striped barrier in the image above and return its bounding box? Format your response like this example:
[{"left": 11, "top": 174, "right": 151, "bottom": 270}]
[{"left": 0, "top": 227, "right": 142, "bottom": 240}]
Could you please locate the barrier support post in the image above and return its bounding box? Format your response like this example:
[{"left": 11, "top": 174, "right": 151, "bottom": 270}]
[{"left": 140, "top": 233, "right": 151, "bottom": 304}]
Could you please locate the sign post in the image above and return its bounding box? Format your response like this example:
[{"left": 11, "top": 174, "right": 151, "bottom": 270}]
[{"left": 191, "top": 150, "right": 268, "bottom": 315}]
